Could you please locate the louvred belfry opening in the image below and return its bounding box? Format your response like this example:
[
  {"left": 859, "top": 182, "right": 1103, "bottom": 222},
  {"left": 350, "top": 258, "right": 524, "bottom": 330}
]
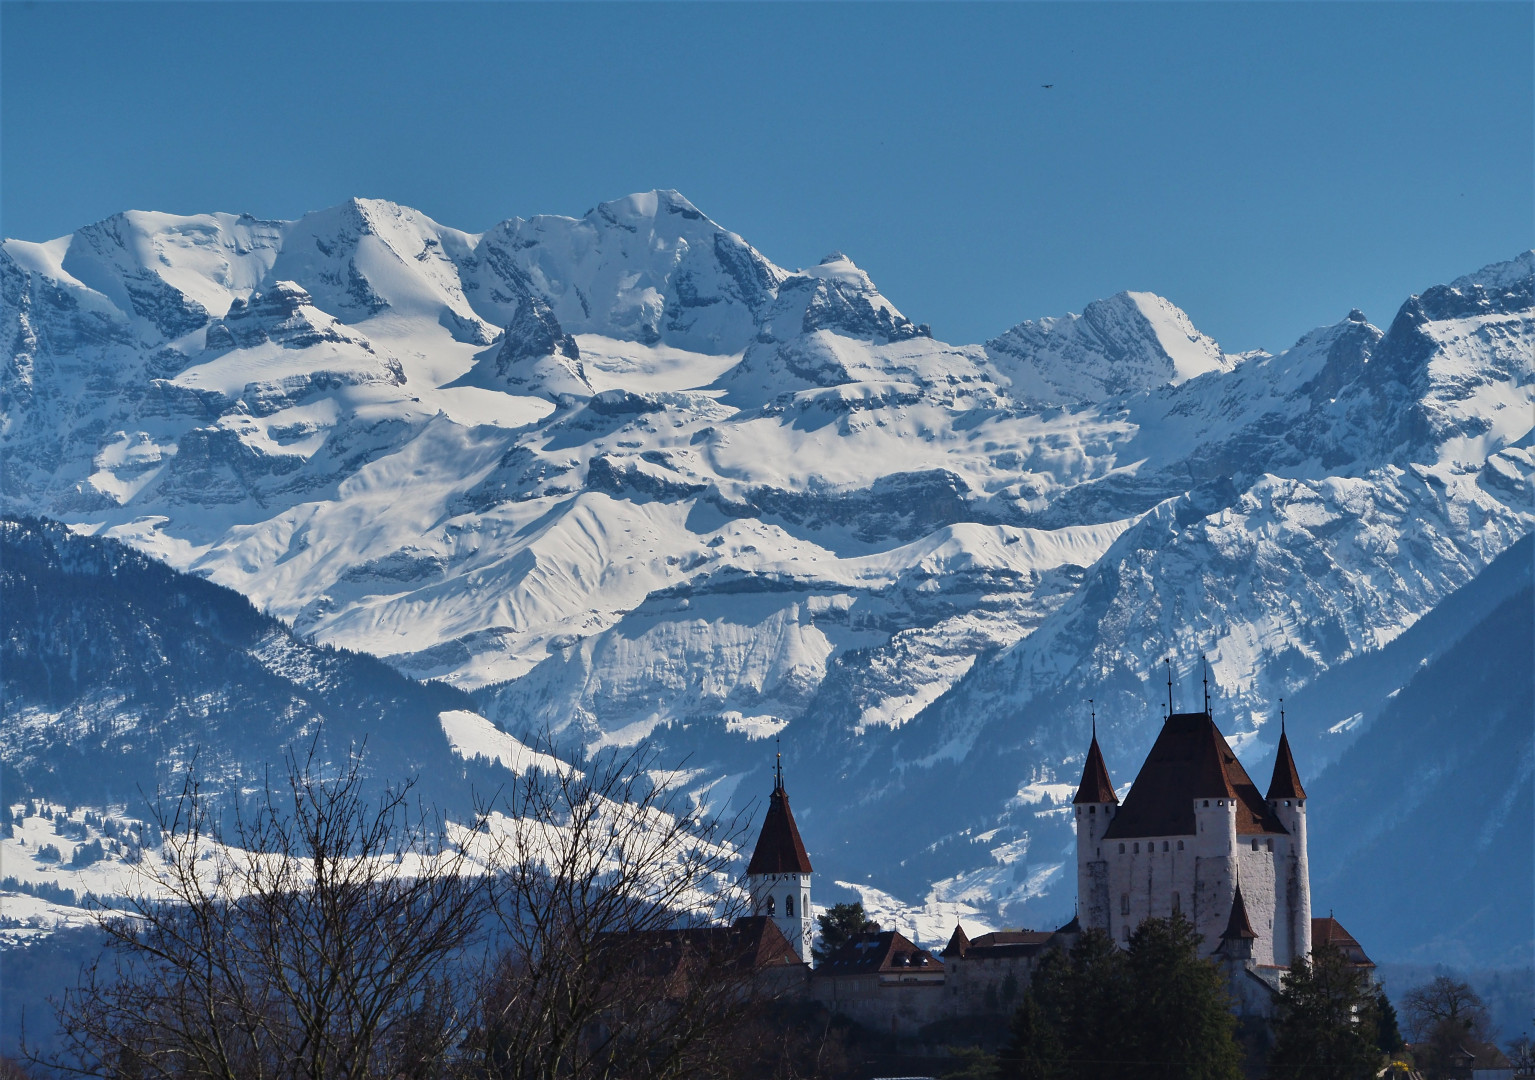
[{"left": 747, "top": 767, "right": 813, "bottom": 875}]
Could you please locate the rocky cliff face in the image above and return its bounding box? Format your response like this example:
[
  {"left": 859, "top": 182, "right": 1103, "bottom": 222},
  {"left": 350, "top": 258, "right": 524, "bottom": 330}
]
[{"left": 2, "top": 193, "right": 1530, "bottom": 956}]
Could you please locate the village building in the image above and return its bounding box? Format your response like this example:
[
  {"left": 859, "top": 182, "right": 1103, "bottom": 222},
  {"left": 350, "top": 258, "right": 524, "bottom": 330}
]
[
  {"left": 728, "top": 688, "right": 1372, "bottom": 1029},
  {"left": 745, "top": 754, "right": 816, "bottom": 964}
]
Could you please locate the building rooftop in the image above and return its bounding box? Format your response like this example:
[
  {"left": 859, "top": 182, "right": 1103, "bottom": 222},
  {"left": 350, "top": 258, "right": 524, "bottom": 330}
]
[
  {"left": 818, "top": 929, "right": 943, "bottom": 976},
  {"left": 1102, "top": 711, "right": 1289, "bottom": 839},
  {"left": 1073, "top": 732, "right": 1119, "bottom": 804},
  {"left": 746, "top": 765, "right": 813, "bottom": 875},
  {"left": 1266, "top": 724, "right": 1307, "bottom": 801},
  {"left": 1312, "top": 916, "right": 1375, "bottom": 968}
]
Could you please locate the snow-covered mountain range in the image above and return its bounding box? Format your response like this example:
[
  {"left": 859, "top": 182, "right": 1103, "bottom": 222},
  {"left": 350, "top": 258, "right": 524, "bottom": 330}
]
[{"left": 4, "top": 190, "right": 1531, "bottom": 958}]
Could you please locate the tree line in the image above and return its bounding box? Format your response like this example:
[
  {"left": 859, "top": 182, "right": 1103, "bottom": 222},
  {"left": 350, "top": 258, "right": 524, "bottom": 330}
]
[{"left": 19, "top": 741, "right": 829, "bottom": 1080}]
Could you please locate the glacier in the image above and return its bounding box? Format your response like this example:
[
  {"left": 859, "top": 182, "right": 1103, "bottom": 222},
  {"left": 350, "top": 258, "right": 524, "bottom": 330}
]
[{"left": 3, "top": 189, "right": 1531, "bottom": 956}]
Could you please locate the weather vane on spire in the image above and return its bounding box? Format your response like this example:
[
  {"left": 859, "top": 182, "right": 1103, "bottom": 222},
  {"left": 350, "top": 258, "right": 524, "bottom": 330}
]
[{"left": 1165, "top": 657, "right": 1174, "bottom": 715}]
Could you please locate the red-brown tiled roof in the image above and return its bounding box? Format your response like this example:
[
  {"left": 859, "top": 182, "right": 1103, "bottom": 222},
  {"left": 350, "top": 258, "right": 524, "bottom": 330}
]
[
  {"left": 1073, "top": 734, "right": 1119, "bottom": 804},
  {"left": 817, "top": 930, "right": 944, "bottom": 976},
  {"left": 1103, "top": 712, "right": 1288, "bottom": 839},
  {"left": 962, "top": 930, "right": 1057, "bottom": 959},
  {"left": 1222, "top": 885, "right": 1258, "bottom": 941},
  {"left": 593, "top": 915, "right": 803, "bottom": 978},
  {"left": 747, "top": 783, "right": 813, "bottom": 875},
  {"left": 1312, "top": 917, "right": 1374, "bottom": 968},
  {"left": 1266, "top": 727, "right": 1307, "bottom": 800}
]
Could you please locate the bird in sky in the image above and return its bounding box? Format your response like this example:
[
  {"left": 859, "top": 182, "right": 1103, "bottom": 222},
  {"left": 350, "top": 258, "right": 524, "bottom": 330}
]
[{"left": 1042, "top": 84, "right": 1054, "bottom": 89}]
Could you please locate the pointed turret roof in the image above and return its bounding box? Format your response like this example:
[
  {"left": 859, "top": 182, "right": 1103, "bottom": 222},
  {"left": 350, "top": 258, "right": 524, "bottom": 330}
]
[
  {"left": 1266, "top": 723, "right": 1307, "bottom": 800},
  {"left": 1222, "top": 884, "right": 1258, "bottom": 941},
  {"left": 942, "top": 924, "right": 970, "bottom": 958},
  {"left": 746, "top": 760, "right": 813, "bottom": 875},
  {"left": 1073, "top": 733, "right": 1119, "bottom": 804}
]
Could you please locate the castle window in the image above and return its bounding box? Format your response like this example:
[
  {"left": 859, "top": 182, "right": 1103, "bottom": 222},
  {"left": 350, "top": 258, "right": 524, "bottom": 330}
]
[
  {"left": 1120, "top": 893, "right": 1130, "bottom": 916},
  {"left": 1252, "top": 839, "right": 1260, "bottom": 851},
  {"left": 1133, "top": 843, "right": 1139, "bottom": 854},
  {"left": 1119, "top": 843, "right": 1125, "bottom": 854},
  {"left": 785, "top": 894, "right": 795, "bottom": 917},
  {"left": 1089, "top": 805, "right": 1095, "bottom": 814},
  {"left": 1203, "top": 800, "right": 1210, "bottom": 807},
  {"left": 1177, "top": 840, "right": 1184, "bottom": 851},
  {"left": 1266, "top": 839, "right": 1273, "bottom": 852},
  {"left": 1162, "top": 841, "right": 1169, "bottom": 852},
  {"left": 767, "top": 896, "right": 776, "bottom": 916}
]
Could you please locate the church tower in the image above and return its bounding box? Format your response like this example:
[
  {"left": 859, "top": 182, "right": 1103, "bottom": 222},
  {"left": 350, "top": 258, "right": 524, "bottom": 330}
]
[
  {"left": 746, "top": 753, "right": 814, "bottom": 963},
  {"left": 1265, "top": 713, "right": 1312, "bottom": 963},
  {"left": 1072, "top": 713, "right": 1118, "bottom": 934}
]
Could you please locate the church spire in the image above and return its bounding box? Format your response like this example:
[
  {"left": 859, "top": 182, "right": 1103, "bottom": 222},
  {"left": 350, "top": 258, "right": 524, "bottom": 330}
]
[
  {"left": 1266, "top": 704, "right": 1307, "bottom": 800},
  {"left": 747, "top": 750, "right": 812, "bottom": 874}
]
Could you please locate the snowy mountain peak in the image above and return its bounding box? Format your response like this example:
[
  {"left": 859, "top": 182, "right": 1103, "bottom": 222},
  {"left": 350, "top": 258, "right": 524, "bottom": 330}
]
[
  {"left": 469, "top": 190, "right": 786, "bottom": 355},
  {"left": 985, "top": 289, "right": 1230, "bottom": 405}
]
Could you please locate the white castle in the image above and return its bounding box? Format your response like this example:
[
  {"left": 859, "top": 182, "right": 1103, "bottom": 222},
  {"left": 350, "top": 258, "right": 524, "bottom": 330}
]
[{"left": 1072, "top": 689, "right": 1316, "bottom": 994}]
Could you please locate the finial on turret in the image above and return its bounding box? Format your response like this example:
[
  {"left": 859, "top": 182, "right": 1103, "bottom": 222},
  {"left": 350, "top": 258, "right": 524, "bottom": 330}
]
[
  {"left": 1166, "top": 657, "right": 1174, "bottom": 715},
  {"left": 1202, "top": 655, "right": 1210, "bottom": 716},
  {"left": 1279, "top": 698, "right": 1286, "bottom": 736},
  {"left": 1088, "top": 698, "right": 1096, "bottom": 739},
  {"left": 775, "top": 732, "right": 784, "bottom": 792}
]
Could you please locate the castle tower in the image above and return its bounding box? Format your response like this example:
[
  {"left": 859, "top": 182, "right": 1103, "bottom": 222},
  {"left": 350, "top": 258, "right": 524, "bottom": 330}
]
[
  {"left": 746, "top": 753, "right": 814, "bottom": 963},
  {"left": 1072, "top": 715, "right": 1118, "bottom": 935},
  {"left": 1265, "top": 713, "right": 1312, "bottom": 963}
]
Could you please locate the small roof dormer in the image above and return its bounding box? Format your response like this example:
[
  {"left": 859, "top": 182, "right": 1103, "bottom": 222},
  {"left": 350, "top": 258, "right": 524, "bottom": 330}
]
[{"left": 746, "top": 755, "right": 813, "bottom": 875}]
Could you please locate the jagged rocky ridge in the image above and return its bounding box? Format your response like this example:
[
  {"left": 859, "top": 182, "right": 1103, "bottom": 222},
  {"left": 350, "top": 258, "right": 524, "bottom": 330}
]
[{"left": 2, "top": 191, "right": 1531, "bottom": 959}]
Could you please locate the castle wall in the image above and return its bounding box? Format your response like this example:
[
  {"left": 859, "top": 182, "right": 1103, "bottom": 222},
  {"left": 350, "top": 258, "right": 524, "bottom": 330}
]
[{"left": 812, "top": 974, "right": 948, "bottom": 1032}]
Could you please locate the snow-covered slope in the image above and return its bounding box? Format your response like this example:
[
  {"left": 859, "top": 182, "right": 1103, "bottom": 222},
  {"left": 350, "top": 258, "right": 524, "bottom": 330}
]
[{"left": 3, "top": 193, "right": 1531, "bottom": 958}]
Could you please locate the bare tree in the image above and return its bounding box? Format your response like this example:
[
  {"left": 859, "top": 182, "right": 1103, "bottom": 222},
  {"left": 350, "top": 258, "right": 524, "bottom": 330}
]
[
  {"left": 38, "top": 739, "right": 790, "bottom": 1080},
  {"left": 1401, "top": 976, "right": 1492, "bottom": 1044},
  {"left": 40, "top": 746, "right": 488, "bottom": 1080},
  {"left": 467, "top": 742, "right": 776, "bottom": 1080}
]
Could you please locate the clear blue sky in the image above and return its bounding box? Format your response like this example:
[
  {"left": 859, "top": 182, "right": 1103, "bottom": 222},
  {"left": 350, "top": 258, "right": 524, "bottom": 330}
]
[{"left": 3, "top": 2, "right": 1531, "bottom": 352}]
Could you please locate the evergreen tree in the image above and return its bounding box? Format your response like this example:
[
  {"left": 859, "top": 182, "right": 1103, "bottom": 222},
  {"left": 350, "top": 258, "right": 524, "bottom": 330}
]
[
  {"left": 1268, "top": 943, "right": 1383, "bottom": 1080},
  {"left": 996, "top": 989, "right": 1064, "bottom": 1080},
  {"left": 1124, "top": 914, "right": 1244, "bottom": 1080},
  {"left": 1062, "top": 929, "right": 1131, "bottom": 1080},
  {"left": 1375, "top": 989, "right": 1404, "bottom": 1055},
  {"left": 812, "top": 901, "right": 870, "bottom": 964}
]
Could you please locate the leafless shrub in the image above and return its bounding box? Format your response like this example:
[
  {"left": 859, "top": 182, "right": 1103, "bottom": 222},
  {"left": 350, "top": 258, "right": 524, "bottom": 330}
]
[{"left": 39, "top": 745, "right": 488, "bottom": 1079}]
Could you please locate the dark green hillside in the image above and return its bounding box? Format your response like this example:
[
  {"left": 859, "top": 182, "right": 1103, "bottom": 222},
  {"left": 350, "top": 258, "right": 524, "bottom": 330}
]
[{"left": 1, "top": 516, "right": 489, "bottom": 813}]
